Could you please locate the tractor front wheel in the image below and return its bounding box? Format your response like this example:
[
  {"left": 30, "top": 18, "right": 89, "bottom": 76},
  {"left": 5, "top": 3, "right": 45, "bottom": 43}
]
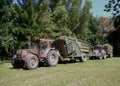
[
  {"left": 25, "top": 55, "right": 39, "bottom": 70},
  {"left": 12, "top": 60, "right": 24, "bottom": 68}
]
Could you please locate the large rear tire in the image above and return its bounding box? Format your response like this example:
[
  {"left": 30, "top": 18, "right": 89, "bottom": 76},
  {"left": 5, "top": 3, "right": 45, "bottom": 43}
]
[
  {"left": 25, "top": 55, "right": 39, "bottom": 70},
  {"left": 46, "top": 50, "right": 59, "bottom": 67}
]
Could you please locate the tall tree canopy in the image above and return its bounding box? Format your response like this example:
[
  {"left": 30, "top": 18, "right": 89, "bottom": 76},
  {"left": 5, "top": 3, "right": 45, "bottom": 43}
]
[
  {"left": 0, "top": 0, "right": 103, "bottom": 59},
  {"left": 105, "top": 0, "right": 120, "bottom": 56},
  {"left": 105, "top": 0, "right": 120, "bottom": 16}
]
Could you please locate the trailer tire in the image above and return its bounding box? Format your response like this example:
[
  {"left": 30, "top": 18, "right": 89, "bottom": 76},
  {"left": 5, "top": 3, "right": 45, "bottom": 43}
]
[
  {"left": 80, "top": 54, "right": 87, "bottom": 62},
  {"left": 98, "top": 55, "right": 102, "bottom": 60},
  {"left": 103, "top": 55, "right": 106, "bottom": 59},
  {"left": 25, "top": 55, "right": 39, "bottom": 70},
  {"left": 46, "top": 50, "right": 59, "bottom": 67},
  {"left": 109, "top": 53, "right": 113, "bottom": 58}
]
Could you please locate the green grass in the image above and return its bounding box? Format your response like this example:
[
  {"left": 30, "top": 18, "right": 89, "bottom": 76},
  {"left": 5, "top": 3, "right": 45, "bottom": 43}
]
[{"left": 0, "top": 57, "right": 120, "bottom": 86}]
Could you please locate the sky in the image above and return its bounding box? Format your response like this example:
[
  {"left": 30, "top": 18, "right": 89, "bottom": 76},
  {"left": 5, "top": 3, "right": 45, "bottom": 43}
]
[{"left": 90, "top": 0, "right": 111, "bottom": 17}]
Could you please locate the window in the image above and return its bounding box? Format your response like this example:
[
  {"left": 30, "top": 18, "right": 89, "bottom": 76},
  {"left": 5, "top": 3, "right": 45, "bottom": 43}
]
[
  {"left": 31, "top": 41, "right": 39, "bottom": 49},
  {"left": 41, "top": 41, "right": 47, "bottom": 50}
]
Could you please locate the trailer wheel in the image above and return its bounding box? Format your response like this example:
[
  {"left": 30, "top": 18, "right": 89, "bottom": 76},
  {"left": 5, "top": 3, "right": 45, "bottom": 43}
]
[
  {"left": 109, "top": 53, "right": 113, "bottom": 58},
  {"left": 98, "top": 55, "right": 103, "bottom": 60},
  {"left": 25, "top": 55, "right": 39, "bottom": 70},
  {"left": 80, "top": 54, "right": 87, "bottom": 62},
  {"left": 103, "top": 55, "right": 106, "bottom": 59},
  {"left": 46, "top": 50, "right": 59, "bottom": 67}
]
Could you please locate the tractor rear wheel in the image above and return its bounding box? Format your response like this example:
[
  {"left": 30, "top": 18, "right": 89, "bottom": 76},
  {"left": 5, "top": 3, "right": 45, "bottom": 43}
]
[{"left": 46, "top": 50, "right": 59, "bottom": 67}]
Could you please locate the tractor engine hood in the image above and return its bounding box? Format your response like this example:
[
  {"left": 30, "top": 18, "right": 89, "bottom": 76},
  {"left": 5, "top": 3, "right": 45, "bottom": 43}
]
[{"left": 16, "top": 49, "right": 38, "bottom": 58}]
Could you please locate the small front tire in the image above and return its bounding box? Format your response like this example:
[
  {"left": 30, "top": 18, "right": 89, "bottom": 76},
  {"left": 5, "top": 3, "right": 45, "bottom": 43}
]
[
  {"left": 11, "top": 55, "right": 24, "bottom": 68},
  {"left": 25, "top": 55, "right": 39, "bottom": 70},
  {"left": 12, "top": 60, "right": 24, "bottom": 68}
]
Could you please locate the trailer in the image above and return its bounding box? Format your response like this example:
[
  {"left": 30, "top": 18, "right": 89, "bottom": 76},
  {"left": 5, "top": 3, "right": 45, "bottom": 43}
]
[
  {"left": 52, "top": 36, "right": 90, "bottom": 62},
  {"left": 11, "top": 36, "right": 90, "bottom": 70}
]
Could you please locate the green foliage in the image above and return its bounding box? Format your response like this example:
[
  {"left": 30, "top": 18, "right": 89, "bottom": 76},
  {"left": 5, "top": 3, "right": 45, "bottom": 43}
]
[
  {"left": 66, "top": 0, "right": 83, "bottom": 36},
  {"left": 105, "top": 0, "right": 120, "bottom": 56},
  {"left": 88, "top": 15, "right": 101, "bottom": 45},
  {"left": 78, "top": 0, "right": 92, "bottom": 41},
  {"left": 104, "top": 0, "right": 120, "bottom": 16},
  {"left": 0, "top": 0, "right": 103, "bottom": 58},
  {"left": 0, "top": 36, "right": 15, "bottom": 53}
]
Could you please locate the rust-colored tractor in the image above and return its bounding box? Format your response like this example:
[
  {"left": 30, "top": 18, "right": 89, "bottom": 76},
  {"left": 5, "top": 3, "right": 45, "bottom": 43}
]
[
  {"left": 11, "top": 39, "right": 59, "bottom": 69},
  {"left": 89, "top": 45, "right": 107, "bottom": 60}
]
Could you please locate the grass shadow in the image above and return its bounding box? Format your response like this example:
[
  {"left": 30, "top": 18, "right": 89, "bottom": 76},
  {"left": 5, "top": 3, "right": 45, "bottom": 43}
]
[{"left": 58, "top": 61, "right": 78, "bottom": 65}]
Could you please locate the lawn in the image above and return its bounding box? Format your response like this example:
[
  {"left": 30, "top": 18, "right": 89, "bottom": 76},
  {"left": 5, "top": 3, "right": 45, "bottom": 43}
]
[{"left": 0, "top": 57, "right": 120, "bottom": 86}]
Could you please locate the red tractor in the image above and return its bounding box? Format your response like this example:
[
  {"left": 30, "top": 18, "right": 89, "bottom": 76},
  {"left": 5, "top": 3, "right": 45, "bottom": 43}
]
[
  {"left": 11, "top": 39, "right": 59, "bottom": 69},
  {"left": 89, "top": 45, "right": 107, "bottom": 60}
]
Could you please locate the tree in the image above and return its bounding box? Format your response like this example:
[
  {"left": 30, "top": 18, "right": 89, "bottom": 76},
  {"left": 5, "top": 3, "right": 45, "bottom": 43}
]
[
  {"left": 78, "top": 0, "right": 92, "bottom": 41},
  {"left": 0, "top": 0, "right": 16, "bottom": 60},
  {"left": 0, "top": 0, "right": 103, "bottom": 59},
  {"left": 66, "top": 0, "right": 83, "bottom": 37},
  {"left": 105, "top": 0, "right": 120, "bottom": 56},
  {"left": 104, "top": 0, "right": 120, "bottom": 16},
  {"left": 87, "top": 15, "right": 100, "bottom": 45},
  {"left": 98, "top": 17, "right": 114, "bottom": 44}
]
